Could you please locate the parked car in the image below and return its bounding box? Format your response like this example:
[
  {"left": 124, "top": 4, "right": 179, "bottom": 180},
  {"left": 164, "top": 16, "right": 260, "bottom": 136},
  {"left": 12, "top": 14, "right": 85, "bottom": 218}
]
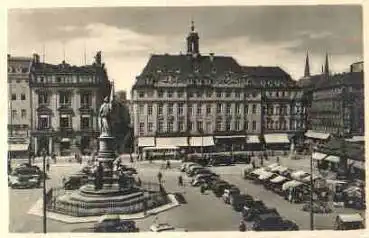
[
  {"left": 8, "top": 166, "right": 42, "bottom": 189},
  {"left": 232, "top": 194, "right": 254, "bottom": 212},
  {"left": 149, "top": 223, "right": 187, "bottom": 232},
  {"left": 222, "top": 187, "right": 241, "bottom": 204},
  {"left": 81, "top": 165, "right": 93, "bottom": 175},
  {"left": 185, "top": 164, "right": 202, "bottom": 173},
  {"left": 64, "top": 173, "right": 89, "bottom": 190},
  {"left": 180, "top": 162, "right": 197, "bottom": 172},
  {"left": 252, "top": 214, "right": 299, "bottom": 231},
  {"left": 334, "top": 213, "right": 364, "bottom": 230},
  {"left": 94, "top": 214, "right": 139, "bottom": 232},
  {"left": 213, "top": 182, "right": 233, "bottom": 197},
  {"left": 302, "top": 201, "right": 332, "bottom": 213},
  {"left": 189, "top": 168, "right": 213, "bottom": 177},
  {"left": 186, "top": 165, "right": 203, "bottom": 175},
  {"left": 208, "top": 156, "right": 234, "bottom": 166}
]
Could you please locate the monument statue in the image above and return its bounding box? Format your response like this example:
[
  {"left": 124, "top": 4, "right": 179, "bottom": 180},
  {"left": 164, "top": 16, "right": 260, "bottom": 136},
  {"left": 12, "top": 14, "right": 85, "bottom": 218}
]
[{"left": 98, "top": 96, "right": 112, "bottom": 136}]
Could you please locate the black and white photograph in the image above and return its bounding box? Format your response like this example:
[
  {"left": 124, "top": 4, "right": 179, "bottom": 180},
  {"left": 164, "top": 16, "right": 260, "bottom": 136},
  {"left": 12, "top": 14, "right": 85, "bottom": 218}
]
[{"left": 5, "top": 3, "right": 366, "bottom": 234}]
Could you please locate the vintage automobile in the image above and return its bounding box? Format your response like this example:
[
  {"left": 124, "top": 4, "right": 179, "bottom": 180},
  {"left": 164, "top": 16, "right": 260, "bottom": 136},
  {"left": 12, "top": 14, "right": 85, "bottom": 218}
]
[
  {"left": 8, "top": 166, "right": 42, "bottom": 189},
  {"left": 94, "top": 214, "right": 139, "bottom": 232},
  {"left": 191, "top": 174, "right": 219, "bottom": 186},
  {"left": 252, "top": 214, "right": 299, "bottom": 231},
  {"left": 302, "top": 201, "right": 332, "bottom": 213},
  {"left": 222, "top": 187, "right": 241, "bottom": 204},
  {"left": 64, "top": 173, "right": 89, "bottom": 190},
  {"left": 231, "top": 194, "right": 254, "bottom": 212},
  {"left": 212, "top": 182, "right": 233, "bottom": 197},
  {"left": 334, "top": 213, "right": 364, "bottom": 230},
  {"left": 189, "top": 168, "right": 213, "bottom": 177},
  {"left": 208, "top": 155, "right": 234, "bottom": 166},
  {"left": 186, "top": 165, "right": 204, "bottom": 175},
  {"left": 242, "top": 164, "right": 255, "bottom": 180},
  {"left": 180, "top": 162, "right": 197, "bottom": 172},
  {"left": 243, "top": 203, "right": 278, "bottom": 222}
]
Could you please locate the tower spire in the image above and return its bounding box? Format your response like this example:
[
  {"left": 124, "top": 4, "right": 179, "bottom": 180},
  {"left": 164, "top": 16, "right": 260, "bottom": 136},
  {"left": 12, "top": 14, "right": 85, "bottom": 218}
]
[
  {"left": 191, "top": 20, "right": 195, "bottom": 32},
  {"left": 304, "top": 51, "right": 310, "bottom": 77},
  {"left": 324, "top": 52, "right": 329, "bottom": 76}
]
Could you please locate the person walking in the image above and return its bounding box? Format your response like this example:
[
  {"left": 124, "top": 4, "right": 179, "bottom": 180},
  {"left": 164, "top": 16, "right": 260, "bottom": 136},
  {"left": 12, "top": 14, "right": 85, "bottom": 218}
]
[
  {"left": 239, "top": 220, "right": 246, "bottom": 232},
  {"left": 178, "top": 175, "right": 183, "bottom": 187},
  {"left": 157, "top": 171, "right": 163, "bottom": 184},
  {"left": 276, "top": 156, "right": 280, "bottom": 164},
  {"left": 46, "top": 159, "right": 50, "bottom": 172},
  {"left": 166, "top": 160, "right": 171, "bottom": 169}
]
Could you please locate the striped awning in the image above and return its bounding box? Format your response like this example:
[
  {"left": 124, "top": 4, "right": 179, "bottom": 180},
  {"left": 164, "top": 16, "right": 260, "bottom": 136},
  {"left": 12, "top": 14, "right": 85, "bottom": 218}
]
[
  {"left": 215, "top": 135, "right": 246, "bottom": 139},
  {"left": 324, "top": 155, "right": 340, "bottom": 163},
  {"left": 156, "top": 137, "right": 188, "bottom": 147},
  {"left": 138, "top": 137, "right": 155, "bottom": 147},
  {"left": 264, "top": 134, "right": 290, "bottom": 144},
  {"left": 304, "top": 130, "right": 330, "bottom": 140},
  {"left": 312, "top": 152, "right": 328, "bottom": 161},
  {"left": 189, "top": 136, "right": 214, "bottom": 147},
  {"left": 8, "top": 143, "right": 29, "bottom": 152},
  {"left": 282, "top": 180, "right": 303, "bottom": 191},
  {"left": 247, "top": 135, "right": 260, "bottom": 144}
]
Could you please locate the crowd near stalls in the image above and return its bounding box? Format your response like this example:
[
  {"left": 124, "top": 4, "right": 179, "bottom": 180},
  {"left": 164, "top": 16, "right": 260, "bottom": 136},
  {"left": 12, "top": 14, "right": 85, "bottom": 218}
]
[{"left": 242, "top": 162, "right": 366, "bottom": 211}]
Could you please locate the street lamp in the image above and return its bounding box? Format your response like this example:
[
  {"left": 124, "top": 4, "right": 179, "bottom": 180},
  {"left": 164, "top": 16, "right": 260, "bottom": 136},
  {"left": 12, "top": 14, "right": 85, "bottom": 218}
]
[
  {"left": 42, "top": 148, "right": 47, "bottom": 233},
  {"left": 309, "top": 144, "right": 315, "bottom": 230}
]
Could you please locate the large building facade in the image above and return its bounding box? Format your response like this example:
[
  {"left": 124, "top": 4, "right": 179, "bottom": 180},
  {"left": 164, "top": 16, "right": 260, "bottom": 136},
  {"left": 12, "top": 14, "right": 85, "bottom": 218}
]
[
  {"left": 131, "top": 22, "right": 306, "bottom": 154},
  {"left": 7, "top": 55, "right": 33, "bottom": 157},
  {"left": 29, "top": 52, "right": 110, "bottom": 156}
]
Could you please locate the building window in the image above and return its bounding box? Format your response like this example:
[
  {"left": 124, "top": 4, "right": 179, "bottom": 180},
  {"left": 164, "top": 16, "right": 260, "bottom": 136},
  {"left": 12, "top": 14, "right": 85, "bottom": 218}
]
[
  {"left": 21, "top": 94, "right": 26, "bottom": 100},
  {"left": 226, "top": 104, "right": 231, "bottom": 115},
  {"left": 158, "top": 104, "right": 163, "bottom": 115},
  {"left": 197, "top": 121, "right": 203, "bottom": 132},
  {"left": 81, "top": 92, "right": 91, "bottom": 106},
  {"left": 60, "top": 115, "right": 71, "bottom": 128},
  {"left": 225, "top": 91, "right": 231, "bottom": 98},
  {"left": 216, "top": 90, "right": 222, "bottom": 98},
  {"left": 147, "top": 90, "right": 154, "bottom": 97},
  {"left": 245, "top": 120, "right": 249, "bottom": 130},
  {"left": 139, "top": 104, "right": 144, "bottom": 114},
  {"left": 148, "top": 105, "right": 153, "bottom": 115},
  {"left": 168, "top": 104, "right": 174, "bottom": 115},
  {"left": 167, "top": 121, "right": 174, "bottom": 132},
  {"left": 216, "top": 119, "right": 222, "bottom": 131},
  {"left": 235, "top": 91, "right": 240, "bottom": 98},
  {"left": 81, "top": 116, "right": 91, "bottom": 129},
  {"left": 21, "top": 109, "right": 26, "bottom": 119},
  {"left": 158, "top": 120, "right": 164, "bottom": 132},
  {"left": 197, "top": 104, "right": 202, "bottom": 115},
  {"left": 179, "top": 121, "right": 185, "bottom": 132},
  {"left": 188, "top": 104, "right": 193, "bottom": 116},
  {"left": 244, "top": 105, "right": 249, "bottom": 114},
  {"left": 206, "top": 104, "right": 211, "bottom": 115},
  {"left": 138, "top": 91, "right": 145, "bottom": 98},
  {"left": 235, "top": 104, "right": 240, "bottom": 114},
  {"left": 206, "top": 121, "right": 212, "bottom": 133},
  {"left": 177, "top": 90, "right": 183, "bottom": 98},
  {"left": 158, "top": 90, "right": 164, "bottom": 98},
  {"left": 139, "top": 122, "right": 145, "bottom": 135},
  {"left": 59, "top": 91, "right": 71, "bottom": 105},
  {"left": 167, "top": 90, "right": 173, "bottom": 98},
  {"left": 226, "top": 120, "right": 231, "bottom": 131},
  {"left": 217, "top": 103, "right": 222, "bottom": 113},
  {"left": 252, "top": 104, "right": 257, "bottom": 114},
  {"left": 206, "top": 90, "right": 213, "bottom": 98},
  {"left": 38, "top": 115, "right": 49, "bottom": 129},
  {"left": 11, "top": 110, "right": 17, "bottom": 119},
  {"left": 176, "top": 103, "right": 183, "bottom": 115},
  {"left": 252, "top": 121, "right": 257, "bottom": 130},
  {"left": 235, "top": 120, "right": 240, "bottom": 131},
  {"left": 148, "top": 122, "right": 153, "bottom": 133},
  {"left": 11, "top": 94, "right": 16, "bottom": 100}
]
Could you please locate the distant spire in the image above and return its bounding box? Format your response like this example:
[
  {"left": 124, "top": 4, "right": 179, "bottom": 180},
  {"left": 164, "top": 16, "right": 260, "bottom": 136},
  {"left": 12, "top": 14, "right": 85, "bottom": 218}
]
[
  {"left": 324, "top": 52, "right": 329, "bottom": 75},
  {"left": 191, "top": 20, "right": 195, "bottom": 32},
  {"left": 42, "top": 43, "right": 46, "bottom": 63},
  {"left": 83, "top": 41, "right": 87, "bottom": 65},
  {"left": 321, "top": 65, "right": 324, "bottom": 74},
  {"left": 304, "top": 51, "right": 310, "bottom": 77}
]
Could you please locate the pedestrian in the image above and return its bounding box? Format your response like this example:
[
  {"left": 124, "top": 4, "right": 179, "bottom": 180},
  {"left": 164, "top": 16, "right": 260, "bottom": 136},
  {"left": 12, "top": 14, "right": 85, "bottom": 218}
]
[
  {"left": 166, "top": 160, "right": 171, "bottom": 169},
  {"left": 46, "top": 160, "right": 50, "bottom": 172},
  {"left": 260, "top": 157, "right": 264, "bottom": 167},
  {"left": 276, "top": 156, "right": 280, "bottom": 164},
  {"left": 157, "top": 171, "right": 163, "bottom": 184},
  {"left": 62, "top": 176, "right": 66, "bottom": 185},
  {"left": 239, "top": 220, "right": 246, "bottom": 232},
  {"left": 52, "top": 153, "right": 56, "bottom": 164},
  {"left": 137, "top": 177, "right": 142, "bottom": 186},
  {"left": 178, "top": 175, "right": 183, "bottom": 187},
  {"left": 251, "top": 160, "right": 256, "bottom": 169}
]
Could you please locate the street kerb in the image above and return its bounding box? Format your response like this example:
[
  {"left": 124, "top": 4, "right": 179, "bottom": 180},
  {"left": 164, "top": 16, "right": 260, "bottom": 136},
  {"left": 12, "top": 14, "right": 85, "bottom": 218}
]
[{"left": 27, "top": 193, "right": 180, "bottom": 224}]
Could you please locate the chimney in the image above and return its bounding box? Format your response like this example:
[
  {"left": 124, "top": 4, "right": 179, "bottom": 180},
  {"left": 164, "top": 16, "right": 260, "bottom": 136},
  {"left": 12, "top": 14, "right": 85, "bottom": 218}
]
[
  {"left": 209, "top": 52, "right": 214, "bottom": 62},
  {"left": 32, "top": 53, "right": 40, "bottom": 64}
]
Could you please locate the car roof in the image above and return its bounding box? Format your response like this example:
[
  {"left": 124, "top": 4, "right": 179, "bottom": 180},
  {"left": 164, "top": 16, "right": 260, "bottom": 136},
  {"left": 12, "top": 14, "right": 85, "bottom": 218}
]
[
  {"left": 337, "top": 214, "right": 364, "bottom": 223},
  {"left": 98, "top": 214, "right": 120, "bottom": 222},
  {"left": 257, "top": 212, "right": 281, "bottom": 221}
]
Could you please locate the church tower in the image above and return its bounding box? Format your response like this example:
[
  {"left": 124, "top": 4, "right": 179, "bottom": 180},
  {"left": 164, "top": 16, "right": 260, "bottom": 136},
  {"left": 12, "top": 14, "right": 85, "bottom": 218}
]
[
  {"left": 186, "top": 20, "right": 200, "bottom": 57},
  {"left": 324, "top": 52, "right": 330, "bottom": 76},
  {"left": 304, "top": 51, "right": 310, "bottom": 77}
]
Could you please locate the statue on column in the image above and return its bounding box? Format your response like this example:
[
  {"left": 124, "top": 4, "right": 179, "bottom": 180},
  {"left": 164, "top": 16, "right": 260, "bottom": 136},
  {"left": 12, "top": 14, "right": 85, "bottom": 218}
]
[{"left": 98, "top": 96, "right": 112, "bottom": 137}]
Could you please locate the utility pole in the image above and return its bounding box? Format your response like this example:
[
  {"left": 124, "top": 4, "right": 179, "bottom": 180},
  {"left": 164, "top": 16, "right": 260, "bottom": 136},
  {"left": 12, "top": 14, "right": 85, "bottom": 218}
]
[{"left": 42, "top": 148, "right": 47, "bottom": 233}]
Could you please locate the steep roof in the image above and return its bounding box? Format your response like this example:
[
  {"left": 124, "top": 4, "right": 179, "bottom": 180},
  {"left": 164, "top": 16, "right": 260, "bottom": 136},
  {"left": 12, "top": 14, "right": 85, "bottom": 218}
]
[
  {"left": 32, "top": 62, "right": 105, "bottom": 75},
  {"left": 242, "top": 66, "right": 290, "bottom": 78},
  {"left": 8, "top": 56, "right": 33, "bottom": 73},
  {"left": 315, "top": 72, "right": 363, "bottom": 89}
]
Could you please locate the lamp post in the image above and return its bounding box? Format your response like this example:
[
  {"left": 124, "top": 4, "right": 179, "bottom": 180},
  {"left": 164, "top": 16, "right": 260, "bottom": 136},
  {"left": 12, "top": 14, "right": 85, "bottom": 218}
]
[
  {"left": 42, "top": 148, "right": 47, "bottom": 233},
  {"left": 309, "top": 145, "right": 315, "bottom": 230}
]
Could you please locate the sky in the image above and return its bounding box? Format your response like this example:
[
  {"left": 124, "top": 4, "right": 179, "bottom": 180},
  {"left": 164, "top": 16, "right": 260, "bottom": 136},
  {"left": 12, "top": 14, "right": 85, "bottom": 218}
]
[{"left": 8, "top": 6, "right": 363, "bottom": 98}]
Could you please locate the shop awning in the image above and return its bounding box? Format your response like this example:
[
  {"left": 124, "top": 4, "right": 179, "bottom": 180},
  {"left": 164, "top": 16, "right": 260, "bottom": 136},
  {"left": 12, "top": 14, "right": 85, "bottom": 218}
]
[
  {"left": 259, "top": 171, "right": 275, "bottom": 180},
  {"left": 246, "top": 135, "right": 260, "bottom": 144},
  {"left": 264, "top": 134, "right": 290, "bottom": 144},
  {"left": 282, "top": 180, "right": 303, "bottom": 191},
  {"left": 61, "top": 138, "right": 71, "bottom": 142},
  {"left": 304, "top": 130, "right": 330, "bottom": 140},
  {"left": 215, "top": 135, "right": 246, "bottom": 139},
  {"left": 189, "top": 136, "right": 214, "bottom": 147},
  {"left": 156, "top": 137, "right": 188, "bottom": 147},
  {"left": 138, "top": 137, "right": 155, "bottom": 147},
  {"left": 270, "top": 176, "right": 287, "bottom": 183},
  {"left": 8, "top": 143, "right": 29, "bottom": 152},
  {"left": 345, "top": 136, "right": 365, "bottom": 143},
  {"left": 312, "top": 152, "right": 328, "bottom": 161},
  {"left": 153, "top": 145, "right": 179, "bottom": 150},
  {"left": 324, "top": 155, "right": 340, "bottom": 163}
]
